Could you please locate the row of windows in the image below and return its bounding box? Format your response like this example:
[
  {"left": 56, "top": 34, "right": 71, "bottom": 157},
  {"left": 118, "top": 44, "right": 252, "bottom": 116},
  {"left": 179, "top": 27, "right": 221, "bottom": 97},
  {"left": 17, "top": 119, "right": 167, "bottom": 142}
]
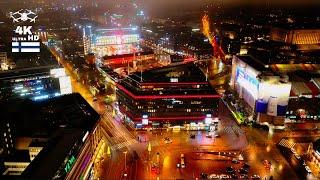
[
  {"left": 135, "top": 107, "right": 213, "bottom": 113},
  {"left": 5, "top": 164, "right": 29, "bottom": 169}
]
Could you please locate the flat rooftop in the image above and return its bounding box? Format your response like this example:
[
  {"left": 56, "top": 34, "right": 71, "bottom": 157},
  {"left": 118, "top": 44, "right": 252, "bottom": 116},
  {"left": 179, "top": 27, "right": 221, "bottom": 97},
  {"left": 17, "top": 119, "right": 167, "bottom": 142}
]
[
  {"left": 118, "top": 63, "right": 218, "bottom": 96},
  {"left": 130, "top": 63, "right": 207, "bottom": 83},
  {"left": 236, "top": 55, "right": 270, "bottom": 72},
  {"left": 1, "top": 93, "right": 100, "bottom": 179},
  {"left": 22, "top": 129, "right": 84, "bottom": 179},
  {"left": 4, "top": 150, "right": 30, "bottom": 163},
  {"left": 0, "top": 65, "right": 60, "bottom": 81}
]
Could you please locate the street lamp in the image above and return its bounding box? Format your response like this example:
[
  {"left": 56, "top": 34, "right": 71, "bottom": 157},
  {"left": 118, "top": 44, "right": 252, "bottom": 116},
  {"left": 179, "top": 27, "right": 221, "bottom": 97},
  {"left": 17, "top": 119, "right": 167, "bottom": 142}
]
[{"left": 124, "top": 151, "right": 127, "bottom": 171}]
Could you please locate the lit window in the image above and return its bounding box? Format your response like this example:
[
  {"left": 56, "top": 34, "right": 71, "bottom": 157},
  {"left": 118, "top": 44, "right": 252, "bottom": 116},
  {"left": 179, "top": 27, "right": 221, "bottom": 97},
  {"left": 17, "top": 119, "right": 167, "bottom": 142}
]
[
  {"left": 3, "top": 133, "right": 6, "bottom": 137},
  {"left": 7, "top": 123, "right": 9, "bottom": 127}
]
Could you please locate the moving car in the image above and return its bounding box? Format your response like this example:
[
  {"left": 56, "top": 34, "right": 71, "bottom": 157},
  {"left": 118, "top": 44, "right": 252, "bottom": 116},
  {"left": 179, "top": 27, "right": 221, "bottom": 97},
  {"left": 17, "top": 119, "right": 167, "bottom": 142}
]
[
  {"left": 181, "top": 154, "right": 185, "bottom": 168},
  {"left": 206, "top": 134, "right": 212, "bottom": 138},
  {"left": 164, "top": 137, "right": 172, "bottom": 144}
]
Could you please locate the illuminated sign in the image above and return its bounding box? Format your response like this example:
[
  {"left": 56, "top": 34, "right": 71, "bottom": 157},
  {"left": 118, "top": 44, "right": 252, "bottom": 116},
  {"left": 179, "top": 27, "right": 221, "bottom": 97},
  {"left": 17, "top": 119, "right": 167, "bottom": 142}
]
[
  {"left": 64, "top": 155, "right": 76, "bottom": 173},
  {"left": 10, "top": 9, "right": 40, "bottom": 53},
  {"left": 170, "top": 78, "right": 178, "bottom": 83},
  {"left": 82, "top": 131, "right": 89, "bottom": 142},
  {"left": 59, "top": 76, "right": 72, "bottom": 95},
  {"left": 95, "top": 34, "right": 139, "bottom": 46},
  {"left": 236, "top": 67, "right": 259, "bottom": 99},
  {"left": 142, "top": 115, "right": 148, "bottom": 125},
  {"left": 50, "top": 68, "right": 66, "bottom": 78}
]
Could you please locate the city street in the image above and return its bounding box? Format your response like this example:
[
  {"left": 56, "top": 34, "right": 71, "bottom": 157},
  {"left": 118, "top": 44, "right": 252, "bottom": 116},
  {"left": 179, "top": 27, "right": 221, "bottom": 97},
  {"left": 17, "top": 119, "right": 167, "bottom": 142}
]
[{"left": 49, "top": 41, "right": 314, "bottom": 180}]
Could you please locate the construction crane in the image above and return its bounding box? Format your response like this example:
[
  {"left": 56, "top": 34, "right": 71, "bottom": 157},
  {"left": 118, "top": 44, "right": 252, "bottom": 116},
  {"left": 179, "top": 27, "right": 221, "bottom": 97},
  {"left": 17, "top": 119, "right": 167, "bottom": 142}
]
[{"left": 202, "top": 14, "right": 226, "bottom": 63}]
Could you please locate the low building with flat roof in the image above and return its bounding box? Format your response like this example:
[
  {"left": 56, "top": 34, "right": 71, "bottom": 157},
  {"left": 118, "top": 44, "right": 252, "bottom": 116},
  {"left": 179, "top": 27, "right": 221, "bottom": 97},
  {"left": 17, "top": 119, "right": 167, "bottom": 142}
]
[
  {"left": 0, "top": 93, "right": 103, "bottom": 179},
  {"left": 116, "top": 63, "right": 220, "bottom": 129}
]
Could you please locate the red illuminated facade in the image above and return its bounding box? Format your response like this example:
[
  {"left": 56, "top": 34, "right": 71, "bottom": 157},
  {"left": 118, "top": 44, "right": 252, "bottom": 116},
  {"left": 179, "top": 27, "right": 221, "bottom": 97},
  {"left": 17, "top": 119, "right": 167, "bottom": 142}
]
[{"left": 116, "top": 63, "right": 220, "bottom": 128}]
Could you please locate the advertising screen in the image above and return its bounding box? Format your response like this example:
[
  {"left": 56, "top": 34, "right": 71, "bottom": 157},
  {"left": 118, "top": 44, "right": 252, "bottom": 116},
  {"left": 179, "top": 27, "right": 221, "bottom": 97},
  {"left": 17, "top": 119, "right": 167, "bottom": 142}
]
[
  {"left": 59, "top": 76, "right": 72, "bottom": 95},
  {"left": 236, "top": 66, "right": 259, "bottom": 99}
]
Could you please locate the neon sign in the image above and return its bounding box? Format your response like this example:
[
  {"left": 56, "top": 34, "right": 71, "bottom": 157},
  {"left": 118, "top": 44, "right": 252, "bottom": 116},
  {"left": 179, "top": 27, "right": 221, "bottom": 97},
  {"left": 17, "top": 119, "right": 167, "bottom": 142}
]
[{"left": 64, "top": 155, "right": 76, "bottom": 173}]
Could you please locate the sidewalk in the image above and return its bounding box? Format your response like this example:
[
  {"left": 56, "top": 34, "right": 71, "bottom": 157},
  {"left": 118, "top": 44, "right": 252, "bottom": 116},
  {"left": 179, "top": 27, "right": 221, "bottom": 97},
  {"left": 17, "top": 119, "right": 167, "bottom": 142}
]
[{"left": 221, "top": 97, "right": 245, "bottom": 125}]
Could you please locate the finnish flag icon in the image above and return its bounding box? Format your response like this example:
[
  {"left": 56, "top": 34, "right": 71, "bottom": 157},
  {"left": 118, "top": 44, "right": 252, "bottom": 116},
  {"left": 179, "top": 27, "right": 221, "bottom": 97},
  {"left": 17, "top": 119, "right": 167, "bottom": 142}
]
[{"left": 12, "top": 41, "right": 40, "bottom": 53}]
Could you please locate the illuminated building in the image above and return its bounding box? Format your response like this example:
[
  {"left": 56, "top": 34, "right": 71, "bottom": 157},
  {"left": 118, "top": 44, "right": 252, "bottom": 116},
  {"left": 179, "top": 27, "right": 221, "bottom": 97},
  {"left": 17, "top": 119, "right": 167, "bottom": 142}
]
[
  {"left": 270, "top": 28, "right": 320, "bottom": 45},
  {"left": 103, "top": 51, "right": 155, "bottom": 68},
  {"left": 1, "top": 93, "right": 102, "bottom": 179},
  {"left": 83, "top": 26, "right": 140, "bottom": 57},
  {"left": 230, "top": 55, "right": 292, "bottom": 126},
  {"left": 3, "top": 150, "right": 30, "bottom": 176},
  {"left": 0, "top": 67, "right": 72, "bottom": 101},
  {"left": 116, "top": 63, "right": 220, "bottom": 129}
]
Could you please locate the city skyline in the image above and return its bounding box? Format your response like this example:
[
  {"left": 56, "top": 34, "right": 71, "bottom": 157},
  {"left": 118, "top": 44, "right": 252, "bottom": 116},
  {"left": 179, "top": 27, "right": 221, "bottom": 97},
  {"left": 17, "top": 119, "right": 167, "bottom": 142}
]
[{"left": 0, "top": 1, "right": 319, "bottom": 179}]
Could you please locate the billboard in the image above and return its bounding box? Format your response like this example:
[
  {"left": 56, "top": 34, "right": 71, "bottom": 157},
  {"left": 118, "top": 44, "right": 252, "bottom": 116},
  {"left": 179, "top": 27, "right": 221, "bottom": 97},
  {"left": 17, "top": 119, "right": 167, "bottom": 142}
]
[
  {"left": 235, "top": 66, "right": 259, "bottom": 99},
  {"left": 94, "top": 34, "right": 139, "bottom": 46},
  {"left": 257, "top": 80, "right": 291, "bottom": 116},
  {"left": 59, "top": 76, "right": 72, "bottom": 95}
]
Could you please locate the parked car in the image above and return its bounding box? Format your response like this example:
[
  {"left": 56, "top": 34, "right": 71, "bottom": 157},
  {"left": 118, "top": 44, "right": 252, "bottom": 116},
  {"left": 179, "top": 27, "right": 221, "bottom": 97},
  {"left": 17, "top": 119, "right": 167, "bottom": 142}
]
[
  {"left": 232, "top": 158, "right": 239, "bottom": 164},
  {"left": 239, "top": 174, "right": 248, "bottom": 179},
  {"left": 239, "top": 168, "right": 248, "bottom": 174},
  {"left": 226, "top": 166, "right": 234, "bottom": 173},
  {"left": 220, "top": 174, "right": 230, "bottom": 179},
  {"left": 251, "top": 174, "right": 261, "bottom": 179},
  {"left": 243, "top": 162, "right": 251, "bottom": 169},
  {"left": 208, "top": 174, "right": 219, "bottom": 179},
  {"left": 200, "top": 172, "right": 208, "bottom": 179},
  {"left": 206, "top": 134, "right": 212, "bottom": 138}
]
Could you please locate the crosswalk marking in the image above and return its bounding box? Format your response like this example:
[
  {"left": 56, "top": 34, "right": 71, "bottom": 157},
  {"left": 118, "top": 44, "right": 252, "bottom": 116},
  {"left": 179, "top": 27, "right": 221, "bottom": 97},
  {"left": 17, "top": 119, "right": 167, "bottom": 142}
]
[
  {"left": 112, "top": 139, "right": 137, "bottom": 149},
  {"left": 278, "top": 138, "right": 296, "bottom": 149}
]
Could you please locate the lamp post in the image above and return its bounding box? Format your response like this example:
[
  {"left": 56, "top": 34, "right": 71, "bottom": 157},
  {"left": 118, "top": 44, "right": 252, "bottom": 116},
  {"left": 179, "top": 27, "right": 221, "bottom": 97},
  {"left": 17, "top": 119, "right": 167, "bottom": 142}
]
[{"left": 124, "top": 151, "right": 127, "bottom": 171}]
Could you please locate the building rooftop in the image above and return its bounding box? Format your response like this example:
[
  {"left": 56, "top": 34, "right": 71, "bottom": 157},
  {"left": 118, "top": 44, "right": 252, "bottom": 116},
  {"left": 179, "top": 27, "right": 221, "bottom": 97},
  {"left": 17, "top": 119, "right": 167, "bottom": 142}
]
[
  {"left": 118, "top": 63, "right": 218, "bottom": 96},
  {"left": 22, "top": 129, "right": 84, "bottom": 179},
  {"left": 103, "top": 50, "right": 153, "bottom": 60},
  {"left": 131, "top": 63, "right": 207, "bottom": 83},
  {"left": 1, "top": 93, "right": 100, "bottom": 179},
  {"left": 28, "top": 141, "right": 47, "bottom": 148},
  {"left": 0, "top": 65, "right": 59, "bottom": 81},
  {"left": 4, "top": 150, "right": 30, "bottom": 163},
  {"left": 236, "top": 55, "right": 270, "bottom": 72},
  {"left": 1, "top": 93, "right": 99, "bottom": 138},
  {"left": 244, "top": 39, "right": 320, "bottom": 64}
]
